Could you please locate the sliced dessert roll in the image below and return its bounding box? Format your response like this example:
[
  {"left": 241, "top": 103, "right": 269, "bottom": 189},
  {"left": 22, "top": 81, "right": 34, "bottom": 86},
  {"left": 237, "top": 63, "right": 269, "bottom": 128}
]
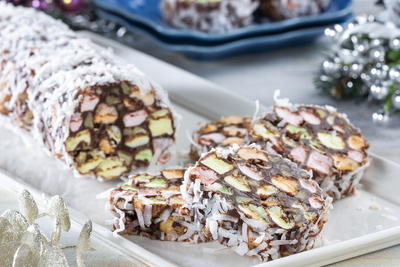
[
  {"left": 183, "top": 145, "right": 330, "bottom": 260},
  {"left": 0, "top": 3, "right": 177, "bottom": 180},
  {"left": 190, "top": 116, "right": 252, "bottom": 161},
  {"left": 109, "top": 169, "right": 208, "bottom": 242},
  {"left": 250, "top": 104, "right": 369, "bottom": 199},
  {"left": 161, "top": 0, "right": 259, "bottom": 33}
]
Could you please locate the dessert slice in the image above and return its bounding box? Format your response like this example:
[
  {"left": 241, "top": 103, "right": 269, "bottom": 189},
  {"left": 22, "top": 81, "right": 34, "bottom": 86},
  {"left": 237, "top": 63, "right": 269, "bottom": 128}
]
[
  {"left": 190, "top": 116, "right": 252, "bottom": 161},
  {"left": 184, "top": 145, "right": 330, "bottom": 260},
  {"left": 161, "top": 0, "right": 259, "bottom": 33},
  {"left": 250, "top": 104, "right": 369, "bottom": 199},
  {"left": 109, "top": 169, "right": 209, "bottom": 242}
]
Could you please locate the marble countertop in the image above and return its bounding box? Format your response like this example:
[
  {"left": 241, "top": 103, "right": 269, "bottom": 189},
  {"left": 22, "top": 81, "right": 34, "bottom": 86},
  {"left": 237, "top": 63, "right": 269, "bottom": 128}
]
[{"left": 119, "top": 0, "right": 400, "bottom": 266}]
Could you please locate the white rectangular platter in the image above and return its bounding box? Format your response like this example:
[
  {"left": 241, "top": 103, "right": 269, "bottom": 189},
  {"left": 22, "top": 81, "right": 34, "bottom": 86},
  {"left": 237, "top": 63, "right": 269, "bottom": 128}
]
[{"left": 0, "top": 31, "right": 399, "bottom": 267}]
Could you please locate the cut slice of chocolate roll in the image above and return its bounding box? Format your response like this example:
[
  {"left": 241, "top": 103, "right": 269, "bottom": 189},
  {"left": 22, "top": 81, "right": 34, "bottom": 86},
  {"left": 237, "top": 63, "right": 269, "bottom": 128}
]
[
  {"left": 258, "top": 0, "right": 331, "bottom": 21},
  {"left": 0, "top": 3, "right": 177, "bottom": 180},
  {"left": 183, "top": 145, "right": 330, "bottom": 261},
  {"left": 109, "top": 169, "right": 209, "bottom": 242},
  {"left": 250, "top": 104, "right": 369, "bottom": 199},
  {"left": 190, "top": 116, "right": 252, "bottom": 161},
  {"left": 161, "top": 0, "right": 259, "bottom": 33}
]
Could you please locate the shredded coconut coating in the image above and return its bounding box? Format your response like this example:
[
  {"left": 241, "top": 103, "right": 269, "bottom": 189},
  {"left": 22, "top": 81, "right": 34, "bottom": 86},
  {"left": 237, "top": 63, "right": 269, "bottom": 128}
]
[
  {"left": 161, "top": 0, "right": 259, "bottom": 33},
  {"left": 0, "top": 3, "right": 178, "bottom": 180},
  {"left": 183, "top": 145, "right": 331, "bottom": 261}
]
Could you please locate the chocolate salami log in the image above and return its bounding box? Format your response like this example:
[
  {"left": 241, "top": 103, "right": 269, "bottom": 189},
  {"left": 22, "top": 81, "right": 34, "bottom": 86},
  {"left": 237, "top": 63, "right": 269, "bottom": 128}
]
[
  {"left": 250, "top": 104, "right": 369, "bottom": 199},
  {"left": 190, "top": 116, "right": 252, "bottom": 161},
  {"left": 183, "top": 145, "right": 330, "bottom": 260},
  {"left": 258, "top": 0, "right": 331, "bottom": 20},
  {"left": 0, "top": 3, "right": 177, "bottom": 180},
  {"left": 161, "top": 0, "right": 259, "bottom": 33},
  {"left": 109, "top": 169, "right": 208, "bottom": 242}
]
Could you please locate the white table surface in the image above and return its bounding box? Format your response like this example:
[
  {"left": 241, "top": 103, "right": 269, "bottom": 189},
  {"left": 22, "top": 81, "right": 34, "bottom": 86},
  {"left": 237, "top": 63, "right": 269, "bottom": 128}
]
[{"left": 108, "top": 0, "right": 400, "bottom": 266}]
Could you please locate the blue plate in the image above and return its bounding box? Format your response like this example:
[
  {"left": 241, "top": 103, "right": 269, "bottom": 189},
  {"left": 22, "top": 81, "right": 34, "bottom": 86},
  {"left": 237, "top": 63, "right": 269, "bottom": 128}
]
[
  {"left": 97, "top": 9, "right": 352, "bottom": 60},
  {"left": 95, "top": 0, "right": 352, "bottom": 43}
]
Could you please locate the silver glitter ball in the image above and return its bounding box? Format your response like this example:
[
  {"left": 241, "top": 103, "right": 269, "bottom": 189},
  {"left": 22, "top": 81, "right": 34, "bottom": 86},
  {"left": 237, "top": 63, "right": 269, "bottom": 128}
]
[
  {"left": 370, "top": 38, "right": 385, "bottom": 47},
  {"left": 349, "top": 63, "right": 363, "bottom": 78},
  {"left": 369, "top": 47, "right": 385, "bottom": 62},
  {"left": 370, "top": 82, "right": 389, "bottom": 100},
  {"left": 322, "top": 60, "right": 340, "bottom": 75},
  {"left": 389, "top": 66, "right": 400, "bottom": 82},
  {"left": 370, "top": 66, "right": 388, "bottom": 80},
  {"left": 354, "top": 41, "right": 370, "bottom": 53},
  {"left": 392, "top": 91, "right": 400, "bottom": 110},
  {"left": 390, "top": 37, "right": 400, "bottom": 50},
  {"left": 372, "top": 110, "right": 390, "bottom": 126},
  {"left": 324, "top": 28, "right": 337, "bottom": 38},
  {"left": 361, "top": 73, "right": 373, "bottom": 86}
]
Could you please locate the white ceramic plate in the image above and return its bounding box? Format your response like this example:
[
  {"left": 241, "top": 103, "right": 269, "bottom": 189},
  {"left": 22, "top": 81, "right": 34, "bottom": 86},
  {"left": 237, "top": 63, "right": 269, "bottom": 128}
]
[{"left": 0, "top": 31, "right": 399, "bottom": 267}]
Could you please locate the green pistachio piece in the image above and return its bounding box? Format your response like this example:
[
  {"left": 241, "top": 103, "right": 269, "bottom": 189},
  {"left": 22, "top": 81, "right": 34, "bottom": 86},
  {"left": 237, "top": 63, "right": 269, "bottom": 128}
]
[
  {"left": 121, "top": 81, "right": 132, "bottom": 95},
  {"left": 121, "top": 185, "right": 138, "bottom": 191},
  {"left": 282, "top": 135, "right": 297, "bottom": 147},
  {"left": 105, "top": 96, "right": 121, "bottom": 105},
  {"left": 149, "top": 117, "right": 174, "bottom": 137},
  {"left": 224, "top": 175, "right": 251, "bottom": 192},
  {"left": 253, "top": 122, "right": 277, "bottom": 138},
  {"left": 134, "top": 174, "right": 154, "bottom": 183},
  {"left": 200, "top": 154, "right": 234, "bottom": 174},
  {"left": 257, "top": 185, "right": 278, "bottom": 197},
  {"left": 218, "top": 186, "right": 233, "bottom": 195},
  {"left": 135, "top": 149, "right": 153, "bottom": 162},
  {"left": 84, "top": 113, "right": 94, "bottom": 128},
  {"left": 317, "top": 132, "right": 345, "bottom": 150},
  {"left": 316, "top": 109, "right": 327, "bottom": 118},
  {"left": 144, "top": 178, "right": 168, "bottom": 188},
  {"left": 125, "top": 135, "right": 150, "bottom": 148},
  {"left": 249, "top": 204, "right": 269, "bottom": 220},
  {"left": 267, "top": 206, "right": 295, "bottom": 230},
  {"left": 239, "top": 205, "right": 265, "bottom": 222},
  {"left": 236, "top": 196, "right": 253, "bottom": 204},
  {"left": 326, "top": 116, "right": 335, "bottom": 125},
  {"left": 285, "top": 125, "right": 311, "bottom": 139},
  {"left": 151, "top": 109, "right": 169, "bottom": 119},
  {"left": 65, "top": 129, "right": 91, "bottom": 152},
  {"left": 123, "top": 127, "right": 147, "bottom": 136}
]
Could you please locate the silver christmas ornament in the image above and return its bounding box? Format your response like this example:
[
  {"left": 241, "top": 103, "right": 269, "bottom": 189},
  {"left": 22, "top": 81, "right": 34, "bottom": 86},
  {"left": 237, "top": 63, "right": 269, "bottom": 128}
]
[
  {"left": 354, "top": 41, "right": 370, "bottom": 53},
  {"left": 324, "top": 28, "right": 337, "bottom": 38},
  {"left": 389, "top": 66, "right": 400, "bottom": 82},
  {"left": 370, "top": 38, "right": 385, "bottom": 47},
  {"left": 370, "top": 82, "right": 389, "bottom": 100},
  {"left": 361, "top": 73, "right": 373, "bottom": 86},
  {"left": 349, "top": 63, "right": 363, "bottom": 78},
  {"left": 320, "top": 75, "right": 332, "bottom": 82},
  {"left": 372, "top": 110, "right": 390, "bottom": 126},
  {"left": 370, "top": 66, "right": 388, "bottom": 80},
  {"left": 390, "top": 37, "right": 400, "bottom": 50},
  {"left": 350, "top": 35, "right": 359, "bottom": 44},
  {"left": 392, "top": 91, "right": 400, "bottom": 109},
  {"left": 369, "top": 47, "right": 386, "bottom": 62},
  {"left": 322, "top": 60, "right": 340, "bottom": 75}
]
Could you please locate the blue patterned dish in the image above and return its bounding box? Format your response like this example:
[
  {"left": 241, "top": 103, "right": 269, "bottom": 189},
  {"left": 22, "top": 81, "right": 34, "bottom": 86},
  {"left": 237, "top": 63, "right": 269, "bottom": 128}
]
[
  {"left": 95, "top": 0, "right": 352, "bottom": 43},
  {"left": 97, "top": 9, "right": 352, "bottom": 60}
]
